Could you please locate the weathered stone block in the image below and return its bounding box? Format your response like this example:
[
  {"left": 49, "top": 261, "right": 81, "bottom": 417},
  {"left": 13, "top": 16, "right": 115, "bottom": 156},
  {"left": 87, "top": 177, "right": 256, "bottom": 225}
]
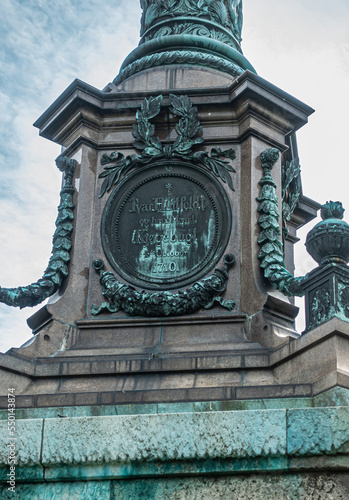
[
  {"left": 287, "top": 407, "right": 349, "bottom": 456},
  {"left": 112, "top": 473, "right": 349, "bottom": 499},
  {"left": 0, "top": 419, "right": 43, "bottom": 467},
  {"left": 0, "top": 480, "right": 111, "bottom": 499},
  {"left": 41, "top": 410, "right": 286, "bottom": 466}
]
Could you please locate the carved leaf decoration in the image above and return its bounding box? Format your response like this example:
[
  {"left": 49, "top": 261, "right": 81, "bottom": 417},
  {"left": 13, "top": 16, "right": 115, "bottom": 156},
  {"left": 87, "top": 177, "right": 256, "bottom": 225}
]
[
  {"left": 210, "top": 1, "right": 228, "bottom": 27},
  {"left": 101, "top": 152, "right": 122, "bottom": 165},
  {"left": 258, "top": 214, "right": 280, "bottom": 230},
  {"left": 194, "top": 148, "right": 236, "bottom": 191},
  {"left": 132, "top": 124, "right": 145, "bottom": 149},
  {"left": 282, "top": 156, "right": 301, "bottom": 223},
  {"left": 100, "top": 169, "right": 122, "bottom": 198},
  {"left": 175, "top": 140, "right": 195, "bottom": 154},
  {"left": 193, "top": 137, "right": 205, "bottom": 145},
  {"left": 219, "top": 148, "right": 236, "bottom": 161},
  {"left": 144, "top": 146, "right": 163, "bottom": 156},
  {"left": 169, "top": 93, "right": 191, "bottom": 117},
  {"left": 143, "top": 4, "right": 159, "bottom": 29},
  {"left": 188, "top": 111, "right": 203, "bottom": 139},
  {"left": 133, "top": 95, "right": 163, "bottom": 152},
  {"left": 138, "top": 120, "right": 149, "bottom": 142},
  {"left": 99, "top": 153, "right": 130, "bottom": 198},
  {"left": 162, "top": 0, "right": 173, "bottom": 13},
  {"left": 169, "top": 93, "right": 204, "bottom": 156},
  {"left": 150, "top": 135, "right": 162, "bottom": 149},
  {"left": 143, "top": 95, "right": 163, "bottom": 119},
  {"left": 99, "top": 94, "right": 236, "bottom": 197},
  {"left": 133, "top": 141, "right": 146, "bottom": 151},
  {"left": 282, "top": 157, "right": 300, "bottom": 198},
  {"left": 258, "top": 200, "right": 280, "bottom": 218}
]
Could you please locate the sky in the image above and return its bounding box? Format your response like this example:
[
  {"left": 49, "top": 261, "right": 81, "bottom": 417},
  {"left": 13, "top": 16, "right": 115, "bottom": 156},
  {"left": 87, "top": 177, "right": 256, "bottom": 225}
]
[{"left": 0, "top": 0, "right": 348, "bottom": 352}]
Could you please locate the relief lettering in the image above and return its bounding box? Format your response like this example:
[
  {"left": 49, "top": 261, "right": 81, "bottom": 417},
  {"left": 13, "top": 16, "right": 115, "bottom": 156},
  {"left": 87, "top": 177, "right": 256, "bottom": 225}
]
[{"left": 102, "top": 165, "right": 230, "bottom": 290}]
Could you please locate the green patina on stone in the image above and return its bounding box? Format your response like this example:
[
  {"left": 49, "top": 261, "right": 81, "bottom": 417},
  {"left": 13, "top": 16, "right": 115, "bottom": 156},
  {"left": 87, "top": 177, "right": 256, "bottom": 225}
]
[
  {"left": 257, "top": 148, "right": 307, "bottom": 297},
  {"left": 93, "top": 94, "right": 237, "bottom": 317},
  {"left": 257, "top": 149, "right": 349, "bottom": 329},
  {"left": 0, "top": 481, "right": 111, "bottom": 499},
  {"left": 114, "top": 0, "right": 255, "bottom": 85},
  {"left": 287, "top": 407, "right": 349, "bottom": 456},
  {"left": 1, "top": 473, "right": 348, "bottom": 499},
  {"left": 0, "top": 404, "right": 348, "bottom": 487},
  {"left": 1, "top": 387, "right": 348, "bottom": 421},
  {"left": 111, "top": 473, "right": 349, "bottom": 499}
]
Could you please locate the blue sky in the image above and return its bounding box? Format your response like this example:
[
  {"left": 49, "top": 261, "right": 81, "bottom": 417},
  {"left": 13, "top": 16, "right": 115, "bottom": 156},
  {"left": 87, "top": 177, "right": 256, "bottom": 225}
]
[{"left": 0, "top": 0, "right": 348, "bottom": 352}]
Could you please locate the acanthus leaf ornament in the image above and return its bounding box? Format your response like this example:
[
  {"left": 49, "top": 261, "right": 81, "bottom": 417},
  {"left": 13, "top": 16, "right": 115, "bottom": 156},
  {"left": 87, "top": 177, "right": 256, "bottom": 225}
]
[
  {"left": 282, "top": 156, "right": 301, "bottom": 226},
  {"left": 140, "top": 0, "right": 243, "bottom": 45},
  {"left": 257, "top": 148, "right": 349, "bottom": 332},
  {"left": 143, "top": 23, "right": 237, "bottom": 49}
]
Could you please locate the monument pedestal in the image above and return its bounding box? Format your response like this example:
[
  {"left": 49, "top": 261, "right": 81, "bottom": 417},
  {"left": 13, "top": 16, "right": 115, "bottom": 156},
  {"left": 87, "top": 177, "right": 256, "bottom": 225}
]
[{"left": 0, "top": 2, "right": 348, "bottom": 495}]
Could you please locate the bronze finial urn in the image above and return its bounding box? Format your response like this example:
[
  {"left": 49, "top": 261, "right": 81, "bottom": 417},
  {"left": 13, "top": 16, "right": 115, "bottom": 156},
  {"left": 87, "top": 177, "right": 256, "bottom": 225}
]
[{"left": 305, "top": 201, "right": 349, "bottom": 266}]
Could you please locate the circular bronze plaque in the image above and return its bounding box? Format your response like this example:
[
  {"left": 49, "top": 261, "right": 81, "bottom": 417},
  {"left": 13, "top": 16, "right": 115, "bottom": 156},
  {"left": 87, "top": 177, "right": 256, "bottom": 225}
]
[{"left": 101, "top": 161, "right": 231, "bottom": 289}]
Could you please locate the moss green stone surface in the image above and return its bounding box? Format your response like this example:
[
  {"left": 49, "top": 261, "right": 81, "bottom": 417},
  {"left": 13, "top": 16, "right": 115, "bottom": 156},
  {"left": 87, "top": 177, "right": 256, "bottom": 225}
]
[
  {"left": 41, "top": 410, "right": 286, "bottom": 465},
  {"left": 0, "top": 419, "right": 42, "bottom": 467},
  {"left": 0, "top": 390, "right": 347, "bottom": 496},
  {"left": 111, "top": 474, "right": 349, "bottom": 499},
  {"left": 288, "top": 407, "right": 349, "bottom": 456},
  {"left": 0, "top": 480, "right": 111, "bottom": 499},
  {"left": 0, "top": 474, "right": 348, "bottom": 499}
]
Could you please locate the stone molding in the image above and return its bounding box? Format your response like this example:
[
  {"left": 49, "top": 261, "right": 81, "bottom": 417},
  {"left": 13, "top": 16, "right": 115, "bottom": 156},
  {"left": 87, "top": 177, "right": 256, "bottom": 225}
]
[
  {"left": 0, "top": 406, "right": 348, "bottom": 483},
  {"left": 1, "top": 474, "right": 349, "bottom": 499}
]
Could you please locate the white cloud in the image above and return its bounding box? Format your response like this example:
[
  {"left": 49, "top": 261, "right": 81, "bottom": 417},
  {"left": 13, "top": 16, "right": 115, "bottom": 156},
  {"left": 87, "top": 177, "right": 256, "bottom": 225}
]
[{"left": 0, "top": 0, "right": 348, "bottom": 349}]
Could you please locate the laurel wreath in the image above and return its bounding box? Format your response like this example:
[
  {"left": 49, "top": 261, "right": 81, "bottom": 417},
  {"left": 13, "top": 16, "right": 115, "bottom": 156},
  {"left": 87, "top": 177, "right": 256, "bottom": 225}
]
[{"left": 99, "top": 94, "right": 236, "bottom": 198}]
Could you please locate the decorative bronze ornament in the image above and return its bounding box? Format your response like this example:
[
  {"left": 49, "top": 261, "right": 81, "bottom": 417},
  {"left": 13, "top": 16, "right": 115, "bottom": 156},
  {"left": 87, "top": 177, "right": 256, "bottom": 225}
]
[
  {"left": 257, "top": 148, "right": 306, "bottom": 297},
  {"left": 98, "top": 94, "right": 236, "bottom": 198},
  {"left": 101, "top": 161, "right": 232, "bottom": 290},
  {"left": 306, "top": 201, "right": 349, "bottom": 266},
  {"left": 93, "top": 94, "right": 236, "bottom": 316},
  {"left": 0, "top": 157, "right": 76, "bottom": 309},
  {"left": 91, "top": 254, "right": 235, "bottom": 317}
]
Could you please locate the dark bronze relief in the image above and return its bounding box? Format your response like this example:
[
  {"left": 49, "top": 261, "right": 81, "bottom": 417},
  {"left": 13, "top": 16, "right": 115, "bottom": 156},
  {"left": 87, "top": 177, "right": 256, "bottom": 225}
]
[
  {"left": 101, "top": 162, "right": 231, "bottom": 290},
  {"left": 93, "top": 94, "right": 236, "bottom": 317}
]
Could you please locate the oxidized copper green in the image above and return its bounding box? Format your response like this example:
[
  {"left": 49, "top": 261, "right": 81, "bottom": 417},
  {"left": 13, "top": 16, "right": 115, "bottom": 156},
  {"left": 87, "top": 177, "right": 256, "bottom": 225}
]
[
  {"left": 303, "top": 203, "right": 349, "bottom": 327},
  {"left": 257, "top": 148, "right": 306, "bottom": 297},
  {"left": 101, "top": 161, "right": 231, "bottom": 290},
  {"left": 114, "top": 1, "right": 255, "bottom": 86},
  {"left": 91, "top": 254, "right": 235, "bottom": 317},
  {"left": 0, "top": 157, "right": 76, "bottom": 308},
  {"left": 257, "top": 149, "right": 349, "bottom": 330},
  {"left": 305, "top": 201, "right": 349, "bottom": 266},
  {"left": 99, "top": 94, "right": 236, "bottom": 197},
  {"left": 94, "top": 93, "right": 236, "bottom": 316},
  {"left": 140, "top": 0, "right": 243, "bottom": 49}
]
